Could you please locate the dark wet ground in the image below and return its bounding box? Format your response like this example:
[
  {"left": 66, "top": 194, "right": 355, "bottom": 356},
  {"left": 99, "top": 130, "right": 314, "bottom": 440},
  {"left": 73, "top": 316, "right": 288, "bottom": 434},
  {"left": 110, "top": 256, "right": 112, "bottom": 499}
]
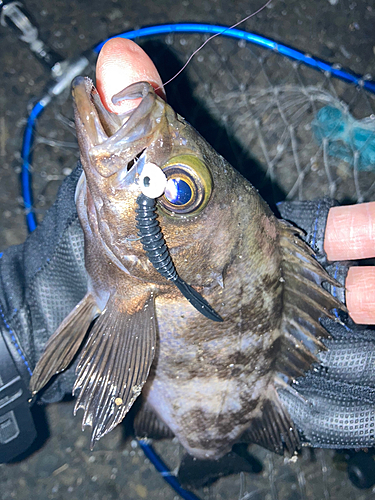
[{"left": 1, "top": 0, "right": 375, "bottom": 499}]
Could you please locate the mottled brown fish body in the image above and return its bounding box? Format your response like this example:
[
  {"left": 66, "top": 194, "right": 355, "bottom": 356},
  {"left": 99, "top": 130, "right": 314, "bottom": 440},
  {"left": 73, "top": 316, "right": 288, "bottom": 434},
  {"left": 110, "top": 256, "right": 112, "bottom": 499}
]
[
  {"left": 141, "top": 151, "right": 283, "bottom": 459},
  {"left": 30, "top": 77, "right": 342, "bottom": 457}
]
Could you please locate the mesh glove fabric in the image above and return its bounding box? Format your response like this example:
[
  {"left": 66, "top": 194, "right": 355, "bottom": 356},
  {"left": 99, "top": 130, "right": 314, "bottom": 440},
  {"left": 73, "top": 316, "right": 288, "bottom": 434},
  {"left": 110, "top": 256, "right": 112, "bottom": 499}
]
[{"left": 0, "top": 165, "right": 87, "bottom": 404}]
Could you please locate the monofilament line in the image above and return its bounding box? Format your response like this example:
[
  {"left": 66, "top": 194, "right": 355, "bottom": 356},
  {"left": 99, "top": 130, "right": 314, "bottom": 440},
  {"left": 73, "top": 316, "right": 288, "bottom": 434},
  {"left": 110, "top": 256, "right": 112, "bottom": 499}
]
[{"left": 158, "top": 0, "right": 273, "bottom": 90}]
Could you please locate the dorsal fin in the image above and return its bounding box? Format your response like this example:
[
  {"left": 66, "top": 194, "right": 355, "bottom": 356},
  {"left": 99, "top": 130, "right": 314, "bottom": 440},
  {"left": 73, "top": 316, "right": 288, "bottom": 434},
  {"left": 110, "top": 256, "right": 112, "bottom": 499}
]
[
  {"left": 275, "top": 221, "right": 345, "bottom": 380},
  {"left": 242, "top": 221, "right": 345, "bottom": 455}
]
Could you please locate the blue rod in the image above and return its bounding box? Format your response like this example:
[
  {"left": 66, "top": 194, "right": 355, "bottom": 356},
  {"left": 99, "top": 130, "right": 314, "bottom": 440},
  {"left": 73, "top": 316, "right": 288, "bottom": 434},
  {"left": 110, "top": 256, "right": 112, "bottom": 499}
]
[
  {"left": 21, "top": 100, "right": 47, "bottom": 232},
  {"left": 138, "top": 440, "right": 202, "bottom": 500}
]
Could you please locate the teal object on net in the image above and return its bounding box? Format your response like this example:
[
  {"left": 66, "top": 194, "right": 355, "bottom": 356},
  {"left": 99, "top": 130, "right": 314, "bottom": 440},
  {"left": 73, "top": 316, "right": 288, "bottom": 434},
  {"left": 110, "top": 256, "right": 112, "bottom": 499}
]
[{"left": 312, "top": 105, "right": 375, "bottom": 171}]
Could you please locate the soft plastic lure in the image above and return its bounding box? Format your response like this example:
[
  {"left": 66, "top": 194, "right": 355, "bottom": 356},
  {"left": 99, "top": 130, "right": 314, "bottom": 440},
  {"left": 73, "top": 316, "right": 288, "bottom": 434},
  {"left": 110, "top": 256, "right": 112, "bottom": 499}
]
[{"left": 136, "top": 162, "right": 223, "bottom": 322}]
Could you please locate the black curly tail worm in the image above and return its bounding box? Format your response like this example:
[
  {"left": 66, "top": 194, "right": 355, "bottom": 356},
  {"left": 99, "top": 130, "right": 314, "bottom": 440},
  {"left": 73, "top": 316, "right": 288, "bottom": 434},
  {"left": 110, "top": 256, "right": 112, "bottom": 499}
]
[{"left": 136, "top": 193, "right": 223, "bottom": 322}]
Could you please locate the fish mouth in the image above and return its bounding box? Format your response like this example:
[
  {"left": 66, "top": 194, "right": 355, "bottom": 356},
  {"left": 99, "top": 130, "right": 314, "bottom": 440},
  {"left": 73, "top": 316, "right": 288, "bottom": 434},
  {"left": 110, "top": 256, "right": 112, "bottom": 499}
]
[
  {"left": 72, "top": 76, "right": 124, "bottom": 147},
  {"left": 72, "top": 76, "right": 164, "bottom": 178}
]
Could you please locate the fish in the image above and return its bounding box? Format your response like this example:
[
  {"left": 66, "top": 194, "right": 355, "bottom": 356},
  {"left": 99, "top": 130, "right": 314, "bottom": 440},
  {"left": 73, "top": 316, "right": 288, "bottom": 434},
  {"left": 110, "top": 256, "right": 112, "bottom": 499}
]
[{"left": 30, "top": 76, "right": 342, "bottom": 462}]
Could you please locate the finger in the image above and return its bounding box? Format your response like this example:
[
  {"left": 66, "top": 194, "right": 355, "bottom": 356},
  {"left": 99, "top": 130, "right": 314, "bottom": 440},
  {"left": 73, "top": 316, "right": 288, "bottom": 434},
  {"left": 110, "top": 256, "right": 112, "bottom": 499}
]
[
  {"left": 96, "top": 38, "right": 165, "bottom": 114},
  {"left": 346, "top": 266, "right": 375, "bottom": 324},
  {"left": 324, "top": 202, "right": 375, "bottom": 261}
]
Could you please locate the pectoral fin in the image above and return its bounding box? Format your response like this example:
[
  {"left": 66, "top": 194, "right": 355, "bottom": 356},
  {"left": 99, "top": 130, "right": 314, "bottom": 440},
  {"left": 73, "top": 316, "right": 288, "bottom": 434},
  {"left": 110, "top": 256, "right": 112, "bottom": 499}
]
[
  {"left": 73, "top": 293, "right": 157, "bottom": 447},
  {"left": 30, "top": 293, "right": 100, "bottom": 395}
]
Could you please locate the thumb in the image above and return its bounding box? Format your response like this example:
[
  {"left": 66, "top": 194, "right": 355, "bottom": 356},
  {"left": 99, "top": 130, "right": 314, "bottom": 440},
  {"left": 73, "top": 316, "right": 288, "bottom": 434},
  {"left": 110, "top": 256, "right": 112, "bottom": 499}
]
[{"left": 96, "top": 38, "right": 165, "bottom": 115}]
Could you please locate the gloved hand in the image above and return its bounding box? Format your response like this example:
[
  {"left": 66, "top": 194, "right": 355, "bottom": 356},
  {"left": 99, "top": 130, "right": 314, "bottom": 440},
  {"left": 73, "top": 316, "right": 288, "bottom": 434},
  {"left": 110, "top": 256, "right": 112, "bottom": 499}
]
[
  {"left": 277, "top": 199, "right": 375, "bottom": 449},
  {"left": 0, "top": 164, "right": 87, "bottom": 461},
  {"left": 1, "top": 38, "right": 375, "bottom": 463}
]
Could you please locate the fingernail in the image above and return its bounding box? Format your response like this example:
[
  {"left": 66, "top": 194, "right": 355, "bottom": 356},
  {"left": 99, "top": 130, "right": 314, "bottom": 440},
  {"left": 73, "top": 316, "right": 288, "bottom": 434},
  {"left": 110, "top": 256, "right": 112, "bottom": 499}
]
[
  {"left": 324, "top": 203, "right": 375, "bottom": 261},
  {"left": 346, "top": 266, "right": 375, "bottom": 324}
]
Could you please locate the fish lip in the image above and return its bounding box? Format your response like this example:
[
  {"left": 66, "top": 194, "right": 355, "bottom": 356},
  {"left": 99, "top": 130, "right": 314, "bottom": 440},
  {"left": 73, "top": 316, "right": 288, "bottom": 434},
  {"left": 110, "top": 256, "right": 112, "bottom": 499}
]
[
  {"left": 72, "top": 76, "right": 123, "bottom": 148},
  {"left": 72, "top": 77, "right": 160, "bottom": 148},
  {"left": 72, "top": 77, "right": 165, "bottom": 180}
]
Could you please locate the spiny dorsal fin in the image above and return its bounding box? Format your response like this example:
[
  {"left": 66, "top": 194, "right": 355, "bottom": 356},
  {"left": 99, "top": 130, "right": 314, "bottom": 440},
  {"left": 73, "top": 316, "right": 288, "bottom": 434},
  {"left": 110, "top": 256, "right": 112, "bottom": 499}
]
[
  {"left": 30, "top": 292, "right": 100, "bottom": 395},
  {"left": 276, "top": 220, "right": 344, "bottom": 380},
  {"left": 243, "top": 221, "right": 342, "bottom": 455},
  {"left": 73, "top": 293, "right": 157, "bottom": 448}
]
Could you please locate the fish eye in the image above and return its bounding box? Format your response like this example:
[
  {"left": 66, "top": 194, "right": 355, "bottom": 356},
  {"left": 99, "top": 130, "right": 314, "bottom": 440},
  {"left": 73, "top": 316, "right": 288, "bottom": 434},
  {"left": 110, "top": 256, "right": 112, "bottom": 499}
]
[
  {"left": 165, "top": 178, "right": 192, "bottom": 205},
  {"left": 159, "top": 155, "right": 212, "bottom": 214}
]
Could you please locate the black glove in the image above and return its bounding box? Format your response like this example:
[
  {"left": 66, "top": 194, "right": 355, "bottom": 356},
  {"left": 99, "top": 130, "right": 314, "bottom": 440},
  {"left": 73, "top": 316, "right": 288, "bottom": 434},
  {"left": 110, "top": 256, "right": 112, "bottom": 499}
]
[
  {"left": 1, "top": 169, "right": 374, "bottom": 462},
  {"left": 0, "top": 165, "right": 87, "bottom": 461}
]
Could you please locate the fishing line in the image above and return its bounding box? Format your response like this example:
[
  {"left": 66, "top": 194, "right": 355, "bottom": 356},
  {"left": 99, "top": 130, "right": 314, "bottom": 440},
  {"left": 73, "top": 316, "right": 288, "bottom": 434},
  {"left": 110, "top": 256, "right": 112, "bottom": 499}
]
[
  {"left": 92, "top": 25, "right": 375, "bottom": 93},
  {"left": 155, "top": 0, "right": 273, "bottom": 90}
]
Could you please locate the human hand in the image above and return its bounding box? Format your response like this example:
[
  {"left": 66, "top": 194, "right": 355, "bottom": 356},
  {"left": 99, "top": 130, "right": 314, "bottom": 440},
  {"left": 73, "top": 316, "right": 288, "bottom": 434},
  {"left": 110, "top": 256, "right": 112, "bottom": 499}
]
[{"left": 325, "top": 202, "right": 375, "bottom": 324}]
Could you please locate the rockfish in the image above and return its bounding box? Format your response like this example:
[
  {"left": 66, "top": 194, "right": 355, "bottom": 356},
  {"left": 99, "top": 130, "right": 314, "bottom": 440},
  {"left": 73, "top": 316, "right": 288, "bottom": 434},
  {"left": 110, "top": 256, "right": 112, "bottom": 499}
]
[{"left": 30, "top": 77, "right": 341, "bottom": 461}]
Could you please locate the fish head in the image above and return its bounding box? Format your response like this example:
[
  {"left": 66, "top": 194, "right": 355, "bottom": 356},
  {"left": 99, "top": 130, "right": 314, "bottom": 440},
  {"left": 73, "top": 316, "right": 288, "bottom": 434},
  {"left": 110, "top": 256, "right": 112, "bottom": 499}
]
[{"left": 72, "top": 76, "right": 249, "bottom": 287}]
